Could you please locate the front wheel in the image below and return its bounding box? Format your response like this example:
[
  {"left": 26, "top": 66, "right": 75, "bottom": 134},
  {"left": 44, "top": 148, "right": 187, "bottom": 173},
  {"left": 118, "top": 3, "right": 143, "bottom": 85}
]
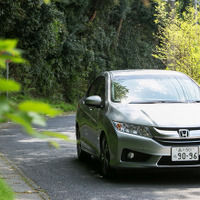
[{"left": 100, "top": 135, "right": 114, "bottom": 178}]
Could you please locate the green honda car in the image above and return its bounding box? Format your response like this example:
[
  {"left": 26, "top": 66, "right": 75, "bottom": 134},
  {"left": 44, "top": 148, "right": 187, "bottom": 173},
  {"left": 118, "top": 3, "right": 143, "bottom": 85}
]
[{"left": 76, "top": 70, "right": 200, "bottom": 177}]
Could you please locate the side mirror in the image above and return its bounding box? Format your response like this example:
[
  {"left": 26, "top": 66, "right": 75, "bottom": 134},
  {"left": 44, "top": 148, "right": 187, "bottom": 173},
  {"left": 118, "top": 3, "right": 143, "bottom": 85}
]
[{"left": 85, "top": 95, "right": 102, "bottom": 107}]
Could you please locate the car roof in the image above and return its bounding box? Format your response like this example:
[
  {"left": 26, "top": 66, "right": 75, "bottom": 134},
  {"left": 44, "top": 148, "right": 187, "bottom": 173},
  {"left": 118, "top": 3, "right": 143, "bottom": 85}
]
[{"left": 108, "top": 69, "right": 185, "bottom": 77}]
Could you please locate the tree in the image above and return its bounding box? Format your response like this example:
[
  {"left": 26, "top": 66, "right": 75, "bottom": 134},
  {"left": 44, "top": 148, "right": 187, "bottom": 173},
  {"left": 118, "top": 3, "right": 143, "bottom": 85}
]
[
  {"left": 112, "top": 0, "right": 163, "bottom": 70},
  {"left": 0, "top": 0, "right": 164, "bottom": 103},
  {"left": 153, "top": 2, "right": 200, "bottom": 83},
  {"left": 0, "top": 0, "right": 67, "bottom": 100},
  {"left": 112, "top": 0, "right": 132, "bottom": 50}
]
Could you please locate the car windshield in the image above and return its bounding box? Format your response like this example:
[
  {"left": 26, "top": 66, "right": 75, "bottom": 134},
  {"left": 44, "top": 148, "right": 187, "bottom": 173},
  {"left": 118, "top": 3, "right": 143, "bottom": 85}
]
[{"left": 111, "top": 74, "right": 200, "bottom": 104}]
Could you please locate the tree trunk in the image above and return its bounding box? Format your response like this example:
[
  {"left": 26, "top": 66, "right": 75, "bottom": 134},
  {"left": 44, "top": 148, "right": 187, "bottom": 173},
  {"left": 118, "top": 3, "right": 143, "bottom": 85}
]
[
  {"left": 168, "top": 0, "right": 175, "bottom": 15},
  {"left": 89, "top": 10, "right": 97, "bottom": 22},
  {"left": 113, "top": 18, "right": 124, "bottom": 50},
  {"left": 168, "top": 0, "right": 175, "bottom": 70},
  {"left": 194, "top": 0, "right": 198, "bottom": 22},
  {"left": 168, "top": 0, "right": 175, "bottom": 9},
  {"left": 89, "top": 0, "right": 101, "bottom": 22}
]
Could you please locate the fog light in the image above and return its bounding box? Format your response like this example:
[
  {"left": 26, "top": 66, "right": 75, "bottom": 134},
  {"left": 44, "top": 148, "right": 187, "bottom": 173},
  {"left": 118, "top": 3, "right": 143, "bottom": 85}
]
[{"left": 127, "top": 152, "right": 134, "bottom": 160}]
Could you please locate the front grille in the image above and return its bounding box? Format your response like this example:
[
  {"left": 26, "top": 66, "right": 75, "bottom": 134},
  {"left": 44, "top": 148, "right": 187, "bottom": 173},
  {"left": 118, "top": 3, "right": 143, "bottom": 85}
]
[
  {"left": 155, "top": 127, "right": 200, "bottom": 131},
  {"left": 158, "top": 156, "right": 200, "bottom": 166},
  {"left": 154, "top": 138, "right": 200, "bottom": 146}
]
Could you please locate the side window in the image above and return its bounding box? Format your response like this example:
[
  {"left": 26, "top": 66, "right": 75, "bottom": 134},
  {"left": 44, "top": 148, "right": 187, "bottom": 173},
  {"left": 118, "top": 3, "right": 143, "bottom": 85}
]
[
  {"left": 96, "top": 78, "right": 105, "bottom": 102},
  {"left": 87, "top": 77, "right": 103, "bottom": 97},
  {"left": 86, "top": 76, "right": 105, "bottom": 102}
]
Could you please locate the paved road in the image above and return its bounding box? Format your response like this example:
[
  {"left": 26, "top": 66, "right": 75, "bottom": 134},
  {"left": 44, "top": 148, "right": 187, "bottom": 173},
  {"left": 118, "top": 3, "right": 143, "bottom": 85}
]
[{"left": 1, "top": 115, "right": 200, "bottom": 200}]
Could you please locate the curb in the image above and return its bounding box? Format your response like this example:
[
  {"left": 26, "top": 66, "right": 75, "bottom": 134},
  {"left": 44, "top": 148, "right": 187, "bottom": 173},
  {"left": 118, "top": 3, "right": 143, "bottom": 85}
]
[
  {"left": 0, "top": 152, "right": 50, "bottom": 200},
  {"left": 0, "top": 121, "right": 13, "bottom": 129}
]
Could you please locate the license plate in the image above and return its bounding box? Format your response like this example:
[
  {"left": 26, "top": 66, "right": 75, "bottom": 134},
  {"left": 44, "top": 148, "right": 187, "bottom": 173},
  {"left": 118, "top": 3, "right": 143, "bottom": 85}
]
[{"left": 171, "top": 147, "right": 199, "bottom": 161}]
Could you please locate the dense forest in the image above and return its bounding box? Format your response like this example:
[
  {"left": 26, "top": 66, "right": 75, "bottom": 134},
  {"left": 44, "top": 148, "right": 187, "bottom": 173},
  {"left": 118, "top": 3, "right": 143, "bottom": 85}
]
[{"left": 0, "top": 0, "right": 192, "bottom": 103}]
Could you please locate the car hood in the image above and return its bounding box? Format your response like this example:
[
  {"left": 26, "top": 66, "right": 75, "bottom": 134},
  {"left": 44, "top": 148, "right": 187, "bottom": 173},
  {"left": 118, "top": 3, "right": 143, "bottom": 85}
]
[{"left": 108, "top": 103, "right": 200, "bottom": 128}]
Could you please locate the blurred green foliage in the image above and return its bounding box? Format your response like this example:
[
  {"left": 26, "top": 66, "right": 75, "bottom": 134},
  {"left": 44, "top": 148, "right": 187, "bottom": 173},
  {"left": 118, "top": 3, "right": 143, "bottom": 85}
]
[{"left": 0, "top": 179, "right": 15, "bottom": 200}]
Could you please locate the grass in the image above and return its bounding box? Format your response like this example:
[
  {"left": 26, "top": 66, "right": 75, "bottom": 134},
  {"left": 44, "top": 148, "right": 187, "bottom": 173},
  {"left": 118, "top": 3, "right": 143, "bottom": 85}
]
[
  {"left": 51, "top": 102, "right": 76, "bottom": 113},
  {"left": 0, "top": 179, "right": 15, "bottom": 200},
  {"left": 0, "top": 118, "right": 7, "bottom": 123},
  {"left": 11, "top": 94, "right": 77, "bottom": 113},
  {"left": 0, "top": 94, "right": 77, "bottom": 124},
  {"left": 34, "top": 97, "right": 77, "bottom": 113}
]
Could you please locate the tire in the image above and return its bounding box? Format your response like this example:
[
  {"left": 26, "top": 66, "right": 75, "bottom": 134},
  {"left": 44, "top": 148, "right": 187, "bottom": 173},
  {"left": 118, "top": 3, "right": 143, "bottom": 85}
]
[
  {"left": 76, "top": 126, "right": 90, "bottom": 161},
  {"left": 100, "top": 135, "right": 114, "bottom": 178}
]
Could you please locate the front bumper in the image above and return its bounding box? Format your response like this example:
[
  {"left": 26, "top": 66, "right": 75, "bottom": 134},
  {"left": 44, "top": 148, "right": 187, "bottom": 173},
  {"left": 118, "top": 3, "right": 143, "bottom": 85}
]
[{"left": 109, "top": 131, "right": 200, "bottom": 169}]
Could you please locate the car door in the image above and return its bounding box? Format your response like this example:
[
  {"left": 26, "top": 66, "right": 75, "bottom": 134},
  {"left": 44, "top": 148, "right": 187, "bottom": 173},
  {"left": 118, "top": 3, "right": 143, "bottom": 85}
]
[{"left": 81, "top": 76, "right": 105, "bottom": 155}]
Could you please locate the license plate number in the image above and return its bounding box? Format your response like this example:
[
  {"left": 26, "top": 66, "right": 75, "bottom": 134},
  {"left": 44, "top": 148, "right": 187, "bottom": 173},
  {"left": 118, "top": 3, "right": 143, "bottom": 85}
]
[{"left": 171, "top": 147, "right": 199, "bottom": 161}]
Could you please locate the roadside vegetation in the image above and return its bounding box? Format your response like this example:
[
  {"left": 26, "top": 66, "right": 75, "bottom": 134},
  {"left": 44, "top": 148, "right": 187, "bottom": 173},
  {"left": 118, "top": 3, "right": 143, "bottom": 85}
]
[
  {"left": 1, "top": 1, "right": 198, "bottom": 104},
  {"left": 154, "top": 1, "right": 200, "bottom": 83},
  {"left": 10, "top": 94, "right": 77, "bottom": 113},
  {"left": 0, "top": 94, "right": 76, "bottom": 123},
  {"left": 0, "top": 179, "right": 15, "bottom": 200},
  {"left": 0, "top": 0, "right": 164, "bottom": 104}
]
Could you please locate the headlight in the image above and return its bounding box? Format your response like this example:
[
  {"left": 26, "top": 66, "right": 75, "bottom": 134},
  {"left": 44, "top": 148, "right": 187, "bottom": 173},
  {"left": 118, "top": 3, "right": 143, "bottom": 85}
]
[{"left": 112, "top": 122, "right": 152, "bottom": 138}]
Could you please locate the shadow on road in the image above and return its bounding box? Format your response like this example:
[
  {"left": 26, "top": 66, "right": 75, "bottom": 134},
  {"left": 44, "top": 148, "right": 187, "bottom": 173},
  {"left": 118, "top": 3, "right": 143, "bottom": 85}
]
[
  {"left": 71, "top": 155, "right": 200, "bottom": 186},
  {"left": 2, "top": 119, "right": 200, "bottom": 199}
]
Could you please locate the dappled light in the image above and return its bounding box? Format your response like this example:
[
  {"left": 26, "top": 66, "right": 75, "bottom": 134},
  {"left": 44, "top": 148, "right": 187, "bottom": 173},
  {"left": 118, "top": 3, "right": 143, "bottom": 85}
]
[
  {"left": 1, "top": 116, "right": 200, "bottom": 199},
  {"left": 1, "top": 1, "right": 200, "bottom": 199}
]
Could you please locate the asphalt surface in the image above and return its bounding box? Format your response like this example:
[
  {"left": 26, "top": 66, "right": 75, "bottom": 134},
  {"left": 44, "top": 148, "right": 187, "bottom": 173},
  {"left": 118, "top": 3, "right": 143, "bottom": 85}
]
[
  {"left": 1, "top": 115, "right": 200, "bottom": 200},
  {"left": 0, "top": 152, "right": 47, "bottom": 200}
]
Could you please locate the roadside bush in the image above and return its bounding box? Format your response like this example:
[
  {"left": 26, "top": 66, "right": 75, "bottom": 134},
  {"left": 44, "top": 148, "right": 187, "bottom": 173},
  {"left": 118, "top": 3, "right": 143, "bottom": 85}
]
[{"left": 0, "top": 179, "right": 15, "bottom": 200}]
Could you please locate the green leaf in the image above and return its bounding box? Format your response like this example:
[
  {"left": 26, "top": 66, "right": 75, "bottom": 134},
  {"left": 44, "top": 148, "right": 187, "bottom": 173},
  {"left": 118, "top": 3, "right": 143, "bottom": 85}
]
[
  {"left": 28, "top": 112, "right": 46, "bottom": 127},
  {"left": 0, "top": 179, "right": 15, "bottom": 200},
  {"left": 42, "top": 131, "right": 69, "bottom": 141},
  {"left": 48, "top": 141, "right": 60, "bottom": 148},
  {"left": 11, "top": 57, "right": 27, "bottom": 64},
  {"left": 43, "top": 0, "right": 50, "bottom": 4},
  {"left": 0, "top": 96, "right": 10, "bottom": 116},
  {"left": 0, "top": 39, "right": 18, "bottom": 51},
  {"left": 18, "top": 101, "right": 61, "bottom": 117},
  {"left": 0, "top": 79, "right": 21, "bottom": 92},
  {"left": 6, "top": 112, "right": 34, "bottom": 134},
  {"left": 0, "top": 60, "right": 6, "bottom": 68},
  {"left": 0, "top": 53, "right": 27, "bottom": 65},
  {"left": 6, "top": 112, "right": 47, "bottom": 138},
  {"left": 0, "top": 39, "right": 27, "bottom": 68}
]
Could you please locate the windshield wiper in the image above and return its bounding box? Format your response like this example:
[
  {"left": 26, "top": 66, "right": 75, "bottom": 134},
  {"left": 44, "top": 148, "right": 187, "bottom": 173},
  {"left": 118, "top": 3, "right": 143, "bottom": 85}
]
[{"left": 192, "top": 100, "right": 200, "bottom": 103}]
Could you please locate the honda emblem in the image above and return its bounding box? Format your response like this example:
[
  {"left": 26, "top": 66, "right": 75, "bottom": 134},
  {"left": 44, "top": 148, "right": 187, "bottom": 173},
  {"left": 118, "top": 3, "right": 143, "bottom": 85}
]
[{"left": 178, "top": 129, "right": 190, "bottom": 138}]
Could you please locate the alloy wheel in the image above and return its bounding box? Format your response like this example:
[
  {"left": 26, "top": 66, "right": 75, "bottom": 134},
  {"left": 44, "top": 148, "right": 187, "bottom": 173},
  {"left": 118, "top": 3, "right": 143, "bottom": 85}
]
[{"left": 100, "top": 135, "right": 113, "bottom": 178}]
